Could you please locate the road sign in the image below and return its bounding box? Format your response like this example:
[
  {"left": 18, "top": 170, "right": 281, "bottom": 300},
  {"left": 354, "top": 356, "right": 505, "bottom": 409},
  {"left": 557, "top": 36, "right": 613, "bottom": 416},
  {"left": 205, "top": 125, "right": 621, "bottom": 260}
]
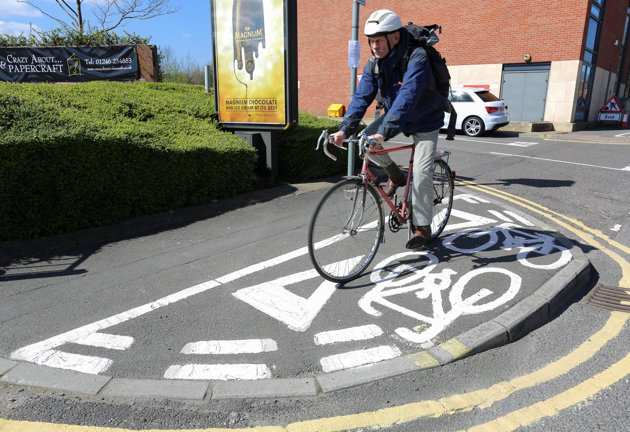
[
  {"left": 598, "top": 112, "right": 622, "bottom": 121},
  {"left": 348, "top": 40, "right": 361, "bottom": 68},
  {"left": 355, "top": 0, "right": 366, "bottom": 5},
  {"left": 600, "top": 95, "right": 622, "bottom": 113}
]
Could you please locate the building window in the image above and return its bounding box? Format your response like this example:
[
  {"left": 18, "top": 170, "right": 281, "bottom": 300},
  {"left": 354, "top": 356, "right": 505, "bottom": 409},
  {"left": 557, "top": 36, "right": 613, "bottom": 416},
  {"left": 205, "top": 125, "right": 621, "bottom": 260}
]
[
  {"left": 585, "top": 18, "right": 599, "bottom": 51},
  {"left": 576, "top": 0, "right": 605, "bottom": 122}
]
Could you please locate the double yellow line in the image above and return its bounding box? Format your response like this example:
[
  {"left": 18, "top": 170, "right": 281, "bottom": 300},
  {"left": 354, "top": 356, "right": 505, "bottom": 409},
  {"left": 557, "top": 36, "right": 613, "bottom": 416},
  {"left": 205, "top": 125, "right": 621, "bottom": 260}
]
[
  {"left": 2, "top": 181, "right": 629, "bottom": 432},
  {"left": 458, "top": 179, "right": 630, "bottom": 289},
  {"left": 454, "top": 180, "right": 630, "bottom": 431}
]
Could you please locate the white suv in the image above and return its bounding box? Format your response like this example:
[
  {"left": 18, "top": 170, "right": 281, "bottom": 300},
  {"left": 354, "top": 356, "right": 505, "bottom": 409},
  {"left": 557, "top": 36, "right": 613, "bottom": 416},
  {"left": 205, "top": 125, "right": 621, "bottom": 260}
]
[{"left": 444, "top": 87, "right": 510, "bottom": 137}]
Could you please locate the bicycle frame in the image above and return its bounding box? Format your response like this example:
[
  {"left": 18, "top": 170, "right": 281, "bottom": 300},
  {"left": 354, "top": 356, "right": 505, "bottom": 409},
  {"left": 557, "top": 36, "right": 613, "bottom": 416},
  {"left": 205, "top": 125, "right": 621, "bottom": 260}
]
[
  {"left": 310, "top": 129, "right": 455, "bottom": 283},
  {"left": 361, "top": 142, "right": 415, "bottom": 225},
  {"left": 316, "top": 129, "right": 451, "bottom": 228}
]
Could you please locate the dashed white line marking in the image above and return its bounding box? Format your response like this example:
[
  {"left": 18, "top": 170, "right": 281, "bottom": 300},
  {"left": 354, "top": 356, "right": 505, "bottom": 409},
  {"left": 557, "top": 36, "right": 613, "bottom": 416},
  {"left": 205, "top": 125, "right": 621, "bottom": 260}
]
[
  {"left": 455, "top": 137, "right": 538, "bottom": 147},
  {"left": 73, "top": 333, "right": 134, "bottom": 350},
  {"left": 488, "top": 210, "right": 513, "bottom": 222},
  {"left": 28, "top": 349, "right": 112, "bottom": 375},
  {"left": 491, "top": 152, "right": 630, "bottom": 172},
  {"left": 10, "top": 279, "right": 222, "bottom": 373},
  {"left": 164, "top": 364, "right": 271, "bottom": 380},
  {"left": 314, "top": 325, "right": 384, "bottom": 345},
  {"left": 454, "top": 193, "right": 491, "bottom": 204},
  {"left": 442, "top": 209, "right": 497, "bottom": 233},
  {"left": 507, "top": 142, "right": 539, "bottom": 147},
  {"left": 320, "top": 345, "right": 402, "bottom": 372},
  {"left": 504, "top": 210, "right": 535, "bottom": 226},
  {"left": 181, "top": 339, "right": 278, "bottom": 355},
  {"left": 483, "top": 210, "right": 534, "bottom": 227},
  {"left": 10, "top": 245, "right": 316, "bottom": 373},
  {"left": 10, "top": 214, "right": 381, "bottom": 375}
]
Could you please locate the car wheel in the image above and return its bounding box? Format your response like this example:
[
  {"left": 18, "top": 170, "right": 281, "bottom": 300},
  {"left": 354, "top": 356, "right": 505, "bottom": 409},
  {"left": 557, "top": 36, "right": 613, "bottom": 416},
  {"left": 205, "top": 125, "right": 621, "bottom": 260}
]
[{"left": 463, "top": 116, "right": 485, "bottom": 137}]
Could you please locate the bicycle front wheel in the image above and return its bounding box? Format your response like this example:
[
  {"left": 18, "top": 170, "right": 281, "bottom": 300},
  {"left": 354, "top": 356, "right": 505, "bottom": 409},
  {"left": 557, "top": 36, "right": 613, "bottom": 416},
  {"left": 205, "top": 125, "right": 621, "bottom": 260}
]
[
  {"left": 431, "top": 159, "right": 454, "bottom": 240},
  {"left": 308, "top": 179, "right": 384, "bottom": 283}
]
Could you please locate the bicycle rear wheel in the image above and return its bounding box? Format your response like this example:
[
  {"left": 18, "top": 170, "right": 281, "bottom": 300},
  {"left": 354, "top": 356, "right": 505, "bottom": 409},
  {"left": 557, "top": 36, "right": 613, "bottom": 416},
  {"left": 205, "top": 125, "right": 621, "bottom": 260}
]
[
  {"left": 431, "top": 159, "right": 454, "bottom": 239},
  {"left": 308, "top": 179, "right": 384, "bottom": 283}
]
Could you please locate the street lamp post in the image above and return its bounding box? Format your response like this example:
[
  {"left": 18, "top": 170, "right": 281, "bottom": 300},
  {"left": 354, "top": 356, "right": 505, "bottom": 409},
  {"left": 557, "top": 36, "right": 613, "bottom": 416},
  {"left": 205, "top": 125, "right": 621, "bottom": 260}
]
[{"left": 348, "top": 0, "right": 364, "bottom": 176}]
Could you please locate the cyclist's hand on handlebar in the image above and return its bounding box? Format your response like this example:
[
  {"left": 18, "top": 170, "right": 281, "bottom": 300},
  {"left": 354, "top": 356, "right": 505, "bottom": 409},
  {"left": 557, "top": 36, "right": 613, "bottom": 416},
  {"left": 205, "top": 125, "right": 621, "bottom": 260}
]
[
  {"left": 329, "top": 131, "right": 347, "bottom": 147},
  {"left": 367, "top": 133, "right": 385, "bottom": 150}
]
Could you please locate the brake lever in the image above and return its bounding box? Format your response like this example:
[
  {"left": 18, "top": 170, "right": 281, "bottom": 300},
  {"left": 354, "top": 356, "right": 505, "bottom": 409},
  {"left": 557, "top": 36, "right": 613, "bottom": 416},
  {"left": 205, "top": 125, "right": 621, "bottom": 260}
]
[
  {"left": 316, "top": 129, "right": 328, "bottom": 151},
  {"left": 316, "top": 130, "right": 336, "bottom": 161},
  {"left": 323, "top": 143, "right": 337, "bottom": 161},
  {"left": 359, "top": 134, "right": 368, "bottom": 156},
  {"left": 317, "top": 130, "right": 349, "bottom": 162}
]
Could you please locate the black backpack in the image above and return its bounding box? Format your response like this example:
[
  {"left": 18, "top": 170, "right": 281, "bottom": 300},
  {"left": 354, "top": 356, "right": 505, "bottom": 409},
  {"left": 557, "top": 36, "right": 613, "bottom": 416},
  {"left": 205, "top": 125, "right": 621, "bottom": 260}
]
[{"left": 371, "top": 23, "right": 451, "bottom": 100}]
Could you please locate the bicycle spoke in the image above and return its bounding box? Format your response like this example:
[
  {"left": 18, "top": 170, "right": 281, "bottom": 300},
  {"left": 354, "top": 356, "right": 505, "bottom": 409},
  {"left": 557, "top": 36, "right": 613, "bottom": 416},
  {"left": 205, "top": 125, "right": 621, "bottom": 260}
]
[
  {"left": 430, "top": 159, "right": 454, "bottom": 240},
  {"left": 308, "top": 180, "right": 384, "bottom": 283}
]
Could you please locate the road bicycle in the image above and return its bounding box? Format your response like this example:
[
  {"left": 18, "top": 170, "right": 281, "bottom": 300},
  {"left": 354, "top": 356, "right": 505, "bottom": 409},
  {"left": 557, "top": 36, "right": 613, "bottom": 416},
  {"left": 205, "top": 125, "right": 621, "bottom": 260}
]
[{"left": 307, "top": 130, "right": 454, "bottom": 283}]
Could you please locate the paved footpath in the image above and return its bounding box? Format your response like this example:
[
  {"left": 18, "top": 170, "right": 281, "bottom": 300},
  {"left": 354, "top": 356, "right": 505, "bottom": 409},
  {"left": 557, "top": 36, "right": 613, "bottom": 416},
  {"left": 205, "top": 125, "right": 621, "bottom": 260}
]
[
  {"left": 535, "top": 128, "right": 630, "bottom": 145},
  {"left": 0, "top": 175, "right": 591, "bottom": 401}
]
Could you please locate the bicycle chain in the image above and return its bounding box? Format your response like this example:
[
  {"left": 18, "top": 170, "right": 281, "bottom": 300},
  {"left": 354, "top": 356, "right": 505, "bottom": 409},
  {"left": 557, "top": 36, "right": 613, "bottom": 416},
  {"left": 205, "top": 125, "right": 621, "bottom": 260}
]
[{"left": 388, "top": 202, "right": 407, "bottom": 233}]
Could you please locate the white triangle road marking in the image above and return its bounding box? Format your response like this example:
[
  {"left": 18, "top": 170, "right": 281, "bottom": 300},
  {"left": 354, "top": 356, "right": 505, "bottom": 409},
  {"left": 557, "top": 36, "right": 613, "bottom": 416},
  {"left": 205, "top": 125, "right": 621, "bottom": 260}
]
[{"left": 232, "top": 257, "right": 361, "bottom": 332}]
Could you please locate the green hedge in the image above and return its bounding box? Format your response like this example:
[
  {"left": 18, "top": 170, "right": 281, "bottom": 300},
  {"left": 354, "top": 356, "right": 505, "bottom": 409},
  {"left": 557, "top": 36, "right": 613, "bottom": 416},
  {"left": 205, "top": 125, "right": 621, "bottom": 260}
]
[
  {"left": 0, "top": 26, "right": 149, "bottom": 47},
  {"left": 0, "top": 82, "right": 353, "bottom": 241},
  {"left": 277, "top": 112, "right": 355, "bottom": 182},
  {"left": 0, "top": 81, "right": 257, "bottom": 240}
]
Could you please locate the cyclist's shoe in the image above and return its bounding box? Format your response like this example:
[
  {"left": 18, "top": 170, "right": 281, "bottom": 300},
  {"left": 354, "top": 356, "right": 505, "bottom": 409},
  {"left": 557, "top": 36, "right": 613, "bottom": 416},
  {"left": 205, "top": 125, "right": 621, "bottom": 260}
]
[
  {"left": 383, "top": 176, "right": 406, "bottom": 198},
  {"left": 406, "top": 225, "right": 432, "bottom": 249}
]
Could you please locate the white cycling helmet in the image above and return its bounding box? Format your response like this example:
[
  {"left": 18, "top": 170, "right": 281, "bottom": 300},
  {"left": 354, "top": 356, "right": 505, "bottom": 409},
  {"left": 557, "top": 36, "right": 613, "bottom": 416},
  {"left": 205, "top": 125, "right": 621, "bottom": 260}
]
[{"left": 364, "top": 9, "right": 402, "bottom": 36}]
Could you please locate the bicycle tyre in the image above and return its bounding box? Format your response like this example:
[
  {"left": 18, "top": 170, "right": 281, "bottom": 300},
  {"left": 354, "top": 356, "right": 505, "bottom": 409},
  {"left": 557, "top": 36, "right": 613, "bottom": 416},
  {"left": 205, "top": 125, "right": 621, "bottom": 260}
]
[
  {"left": 430, "top": 159, "right": 454, "bottom": 240},
  {"left": 308, "top": 179, "right": 384, "bottom": 283}
]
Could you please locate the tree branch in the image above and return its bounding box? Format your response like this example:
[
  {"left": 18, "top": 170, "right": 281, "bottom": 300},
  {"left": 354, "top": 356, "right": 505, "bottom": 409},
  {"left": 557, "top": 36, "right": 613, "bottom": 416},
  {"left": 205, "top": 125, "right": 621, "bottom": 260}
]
[
  {"left": 97, "top": 0, "right": 181, "bottom": 32},
  {"left": 57, "top": 0, "right": 78, "bottom": 19},
  {"left": 18, "top": 0, "right": 181, "bottom": 35},
  {"left": 16, "top": 1, "right": 73, "bottom": 29}
]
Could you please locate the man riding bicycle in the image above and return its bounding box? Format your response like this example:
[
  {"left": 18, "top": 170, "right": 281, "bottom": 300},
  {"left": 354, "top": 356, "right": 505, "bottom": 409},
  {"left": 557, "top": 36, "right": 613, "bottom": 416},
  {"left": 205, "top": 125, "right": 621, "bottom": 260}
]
[{"left": 329, "top": 9, "right": 445, "bottom": 249}]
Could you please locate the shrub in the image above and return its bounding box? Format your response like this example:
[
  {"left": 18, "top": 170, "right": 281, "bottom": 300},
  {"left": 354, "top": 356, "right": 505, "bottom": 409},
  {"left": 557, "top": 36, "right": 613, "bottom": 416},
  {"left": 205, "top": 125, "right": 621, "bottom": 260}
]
[
  {"left": 0, "top": 81, "right": 256, "bottom": 240},
  {"left": 277, "top": 112, "right": 358, "bottom": 182},
  {"left": 0, "top": 81, "right": 355, "bottom": 241},
  {"left": 0, "top": 26, "right": 149, "bottom": 47}
]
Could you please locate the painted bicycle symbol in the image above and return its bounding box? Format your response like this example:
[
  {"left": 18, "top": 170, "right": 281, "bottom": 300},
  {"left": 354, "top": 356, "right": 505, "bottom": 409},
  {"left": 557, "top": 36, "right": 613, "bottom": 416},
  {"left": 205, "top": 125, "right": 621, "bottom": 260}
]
[
  {"left": 358, "top": 251, "right": 522, "bottom": 346},
  {"left": 442, "top": 223, "right": 572, "bottom": 270}
]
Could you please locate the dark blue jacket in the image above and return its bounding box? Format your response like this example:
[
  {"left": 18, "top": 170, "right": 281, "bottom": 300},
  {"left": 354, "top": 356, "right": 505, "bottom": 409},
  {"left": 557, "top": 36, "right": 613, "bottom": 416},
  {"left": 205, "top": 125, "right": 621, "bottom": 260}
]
[{"left": 339, "top": 28, "right": 444, "bottom": 139}]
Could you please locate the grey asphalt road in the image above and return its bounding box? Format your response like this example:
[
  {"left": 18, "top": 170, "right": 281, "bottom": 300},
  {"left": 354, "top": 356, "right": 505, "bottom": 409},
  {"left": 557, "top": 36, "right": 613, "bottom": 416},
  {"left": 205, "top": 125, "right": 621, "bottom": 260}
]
[
  {"left": 0, "top": 128, "right": 629, "bottom": 431},
  {"left": 0, "top": 177, "right": 583, "bottom": 381}
]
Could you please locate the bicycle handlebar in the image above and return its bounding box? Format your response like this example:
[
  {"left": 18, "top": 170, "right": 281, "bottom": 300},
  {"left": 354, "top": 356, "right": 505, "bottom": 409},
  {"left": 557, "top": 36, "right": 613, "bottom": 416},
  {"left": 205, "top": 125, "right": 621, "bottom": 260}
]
[
  {"left": 316, "top": 129, "right": 452, "bottom": 163},
  {"left": 316, "top": 130, "right": 368, "bottom": 162}
]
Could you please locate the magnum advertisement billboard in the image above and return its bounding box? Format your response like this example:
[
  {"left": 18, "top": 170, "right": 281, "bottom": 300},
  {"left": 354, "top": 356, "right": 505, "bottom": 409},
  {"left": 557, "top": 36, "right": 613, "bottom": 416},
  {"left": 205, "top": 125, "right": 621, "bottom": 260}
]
[
  {"left": 0, "top": 46, "right": 138, "bottom": 83},
  {"left": 211, "top": 0, "right": 298, "bottom": 130}
]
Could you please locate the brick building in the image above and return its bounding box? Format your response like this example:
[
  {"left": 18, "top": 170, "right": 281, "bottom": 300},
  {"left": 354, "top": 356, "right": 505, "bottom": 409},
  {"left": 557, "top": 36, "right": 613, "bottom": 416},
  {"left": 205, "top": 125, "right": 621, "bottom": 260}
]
[{"left": 297, "top": 0, "right": 630, "bottom": 127}]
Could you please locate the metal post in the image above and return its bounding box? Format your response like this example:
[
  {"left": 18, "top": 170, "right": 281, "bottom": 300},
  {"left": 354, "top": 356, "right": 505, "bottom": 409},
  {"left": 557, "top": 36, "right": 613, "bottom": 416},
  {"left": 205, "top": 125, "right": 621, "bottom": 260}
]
[
  {"left": 204, "top": 65, "right": 212, "bottom": 93},
  {"left": 348, "top": 0, "right": 360, "bottom": 176},
  {"left": 350, "top": 2, "right": 360, "bottom": 97}
]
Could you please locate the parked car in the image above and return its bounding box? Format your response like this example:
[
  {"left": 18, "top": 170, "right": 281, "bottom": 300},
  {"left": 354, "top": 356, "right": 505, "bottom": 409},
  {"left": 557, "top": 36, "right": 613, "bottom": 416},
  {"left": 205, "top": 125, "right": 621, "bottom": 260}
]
[{"left": 443, "top": 87, "right": 510, "bottom": 137}]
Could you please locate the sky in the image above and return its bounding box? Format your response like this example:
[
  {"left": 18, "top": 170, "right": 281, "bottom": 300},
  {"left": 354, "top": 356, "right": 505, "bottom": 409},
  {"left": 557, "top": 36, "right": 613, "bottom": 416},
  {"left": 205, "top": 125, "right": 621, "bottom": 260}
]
[{"left": 0, "top": 0, "right": 214, "bottom": 66}]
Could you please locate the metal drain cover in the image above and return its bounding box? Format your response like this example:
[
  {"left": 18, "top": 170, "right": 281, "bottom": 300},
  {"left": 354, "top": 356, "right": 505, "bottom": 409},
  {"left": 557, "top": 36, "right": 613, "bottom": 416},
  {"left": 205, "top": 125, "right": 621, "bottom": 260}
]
[{"left": 583, "top": 284, "right": 630, "bottom": 312}]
